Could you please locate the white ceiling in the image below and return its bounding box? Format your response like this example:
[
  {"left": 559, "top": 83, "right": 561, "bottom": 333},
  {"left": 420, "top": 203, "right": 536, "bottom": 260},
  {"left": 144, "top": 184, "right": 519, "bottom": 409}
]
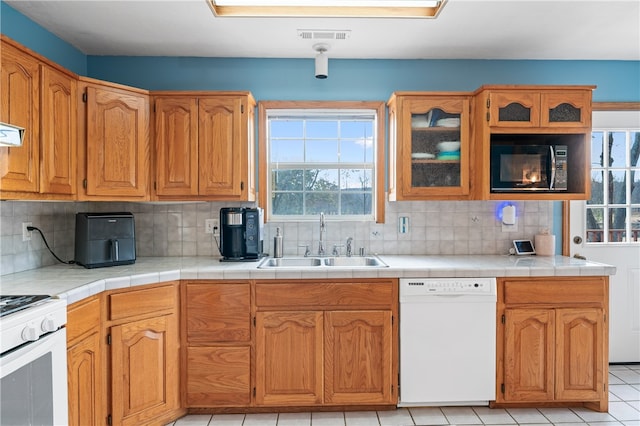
[{"left": 5, "top": 0, "right": 640, "bottom": 60}]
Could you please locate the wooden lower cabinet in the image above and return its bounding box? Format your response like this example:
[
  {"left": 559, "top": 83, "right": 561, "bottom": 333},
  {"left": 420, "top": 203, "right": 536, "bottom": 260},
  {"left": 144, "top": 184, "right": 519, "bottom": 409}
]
[
  {"left": 255, "top": 311, "right": 324, "bottom": 406},
  {"left": 324, "top": 310, "right": 393, "bottom": 405},
  {"left": 67, "top": 295, "right": 102, "bottom": 426},
  {"left": 496, "top": 277, "right": 608, "bottom": 412},
  {"left": 254, "top": 280, "right": 398, "bottom": 408},
  {"left": 106, "top": 282, "right": 182, "bottom": 426}
]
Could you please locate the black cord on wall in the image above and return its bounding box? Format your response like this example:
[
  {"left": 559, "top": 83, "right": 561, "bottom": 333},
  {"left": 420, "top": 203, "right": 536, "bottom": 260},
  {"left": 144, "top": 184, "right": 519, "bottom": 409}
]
[{"left": 26, "top": 226, "right": 75, "bottom": 265}]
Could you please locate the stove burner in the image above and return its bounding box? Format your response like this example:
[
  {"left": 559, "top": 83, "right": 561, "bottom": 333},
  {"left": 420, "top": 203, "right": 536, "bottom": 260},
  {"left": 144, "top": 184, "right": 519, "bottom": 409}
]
[{"left": 0, "top": 295, "right": 51, "bottom": 317}]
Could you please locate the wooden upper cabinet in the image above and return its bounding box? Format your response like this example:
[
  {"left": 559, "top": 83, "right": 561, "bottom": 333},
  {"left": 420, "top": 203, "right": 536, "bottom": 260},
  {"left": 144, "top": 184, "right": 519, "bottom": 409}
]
[
  {"left": 153, "top": 92, "right": 256, "bottom": 201},
  {"left": 0, "top": 41, "right": 40, "bottom": 193},
  {"left": 155, "top": 97, "right": 199, "bottom": 196},
  {"left": 79, "top": 78, "right": 150, "bottom": 200},
  {"left": 484, "top": 86, "right": 593, "bottom": 129},
  {"left": 388, "top": 92, "right": 471, "bottom": 200},
  {"left": 40, "top": 65, "right": 77, "bottom": 195}
]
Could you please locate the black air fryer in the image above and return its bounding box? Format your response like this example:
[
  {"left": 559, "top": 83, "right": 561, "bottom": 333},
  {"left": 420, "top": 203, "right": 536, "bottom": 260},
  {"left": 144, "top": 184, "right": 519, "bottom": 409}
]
[
  {"left": 74, "top": 212, "right": 136, "bottom": 268},
  {"left": 219, "top": 207, "right": 263, "bottom": 261}
]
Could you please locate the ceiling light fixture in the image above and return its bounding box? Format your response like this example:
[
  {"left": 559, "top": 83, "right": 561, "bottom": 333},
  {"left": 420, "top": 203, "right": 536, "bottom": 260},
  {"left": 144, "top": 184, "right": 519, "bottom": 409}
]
[
  {"left": 314, "top": 43, "right": 329, "bottom": 79},
  {"left": 208, "top": 0, "right": 446, "bottom": 18}
]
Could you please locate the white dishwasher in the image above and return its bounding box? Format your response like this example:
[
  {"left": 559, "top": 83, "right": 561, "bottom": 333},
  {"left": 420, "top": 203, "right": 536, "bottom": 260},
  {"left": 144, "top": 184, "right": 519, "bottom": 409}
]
[{"left": 399, "top": 277, "right": 497, "bottom": 407}]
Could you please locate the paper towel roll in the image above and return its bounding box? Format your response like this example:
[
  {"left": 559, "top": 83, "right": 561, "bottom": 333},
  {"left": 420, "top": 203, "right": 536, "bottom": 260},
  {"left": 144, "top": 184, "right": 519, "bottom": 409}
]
[{"left": 535, "top": 231, "right": 555, "bottom": 256}]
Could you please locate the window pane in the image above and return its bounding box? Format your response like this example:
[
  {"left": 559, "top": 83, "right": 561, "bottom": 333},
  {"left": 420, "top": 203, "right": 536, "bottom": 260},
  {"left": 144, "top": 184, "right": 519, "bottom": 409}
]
[
  {"left": 609, "top": 207, "right": 627, "bottom": 242},
  {"left": 271, "top": 139, "right": 304, "bottom": 162},
  {"left": 632, "top": 207, "right": 640, "bottom": 242},
  {"left": 340, "top": 139, "right": 373, "bottom": 163},
  {"left": 306, "top": 193, "right": 339, "bottom": 215},
  {"left": 609, "top": 170, "right": 627, "bottom": 204},
  {"left": 589, "top": 170, "right": 604, "bottom": 205},
  {"left": 340, "top": 169, "right": 372, "bottom": 190},
  {"left": 307, "top": 140, "right": 338, "bottom": 162},
  {"left": 633, "top": 132, "right": 640, "bottom": 167},
  {"left": 271, "top": 120, "right": 303, "bottom": 138},
  {"left": 272, "top": 169, "right": 304, "bottom": 191},
  {"left": 341, "top": 193, "right": 372, "bottom": 215},
  {"left": 306, "top": 120, "right": 337, "bottom": 138},
  {"left": 586, "top": 207, "right": 604, "bottom": 242},
  {"left": 632, "top": 169, "right": 640, "bottom": 203},
  {"left": 591, "top": 132, "right": 605, "bottom": 168},
  {"left": 609, "top": 132, "right": 627, "bottom": 167},
  {"left": 306, "top": 169, "right": 338, "bottom": 191},
  {"left": 272, "top": 193, "right": 303, "bottom": 215},
  {"left": 341, "top": 121, "right": 372, "bottom": 139}
]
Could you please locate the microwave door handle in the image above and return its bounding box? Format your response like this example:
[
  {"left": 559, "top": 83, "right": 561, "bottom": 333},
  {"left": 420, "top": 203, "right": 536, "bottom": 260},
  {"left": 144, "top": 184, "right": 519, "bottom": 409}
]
[
  {"left": 549, "top": 145, "right": 556, "bottom": 190},
  {"left": 111, "top": 239, "right": 119, "bottom": 261}
]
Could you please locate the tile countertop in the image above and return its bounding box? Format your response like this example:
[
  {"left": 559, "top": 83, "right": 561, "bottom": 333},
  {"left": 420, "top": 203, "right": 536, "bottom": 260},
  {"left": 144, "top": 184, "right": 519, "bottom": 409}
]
[{"left": 0, "top": 255, "right": 615, "bottom": 305}]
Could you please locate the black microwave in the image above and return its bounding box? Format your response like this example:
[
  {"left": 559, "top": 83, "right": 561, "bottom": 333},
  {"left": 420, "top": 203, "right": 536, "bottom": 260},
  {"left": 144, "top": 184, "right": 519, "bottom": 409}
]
[{"left": 490, "top": 144, "right": 568, "bottom": 192}]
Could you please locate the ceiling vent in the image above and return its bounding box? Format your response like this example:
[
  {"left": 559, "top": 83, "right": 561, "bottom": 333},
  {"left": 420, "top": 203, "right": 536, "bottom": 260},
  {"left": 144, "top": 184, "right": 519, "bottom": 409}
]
[{"left": 297, "top": 30, "right": 351, "bottom": 41}]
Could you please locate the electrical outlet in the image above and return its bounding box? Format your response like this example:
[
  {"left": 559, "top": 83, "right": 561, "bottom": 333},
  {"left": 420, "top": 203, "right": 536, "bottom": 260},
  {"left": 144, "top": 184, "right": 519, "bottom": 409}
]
[
  {"left": 22, "top": 222, "right": 32, "bottom": 241},
  {"left": 205, "top": 219, "right": 220, "bottom": 236}
]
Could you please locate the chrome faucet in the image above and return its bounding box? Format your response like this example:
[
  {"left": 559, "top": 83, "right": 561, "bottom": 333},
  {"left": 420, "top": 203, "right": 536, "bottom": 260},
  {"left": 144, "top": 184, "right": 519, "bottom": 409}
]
[
  {"left": 318, "top": 212, "right": 326, "bottom": 256},
  {"left": 346, "top": 237, "right": 353, "bottom": 257}
]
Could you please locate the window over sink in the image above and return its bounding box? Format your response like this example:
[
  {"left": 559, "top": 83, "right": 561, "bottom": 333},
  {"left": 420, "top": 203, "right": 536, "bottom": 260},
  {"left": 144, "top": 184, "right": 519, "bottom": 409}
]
[{"left": 258, "top": 101, "right": 385, "bottom": 223}]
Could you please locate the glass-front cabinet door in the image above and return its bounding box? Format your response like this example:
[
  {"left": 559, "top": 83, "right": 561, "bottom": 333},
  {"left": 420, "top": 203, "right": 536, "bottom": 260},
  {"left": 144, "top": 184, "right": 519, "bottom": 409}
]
[{"left": 389, "top": 95, "right": 470, "bottom": 199}]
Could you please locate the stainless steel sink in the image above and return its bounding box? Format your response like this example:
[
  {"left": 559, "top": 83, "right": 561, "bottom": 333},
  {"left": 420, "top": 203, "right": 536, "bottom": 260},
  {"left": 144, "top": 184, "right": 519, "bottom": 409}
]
[
  {"left": 323, "top": 256, "right": 388, "bottom": 267},
  {"left": 258, "top": 257, "right": 323, "bottom": 268},
  {"left": 257, "top": 255, "right": 387, "bottom": 268}
]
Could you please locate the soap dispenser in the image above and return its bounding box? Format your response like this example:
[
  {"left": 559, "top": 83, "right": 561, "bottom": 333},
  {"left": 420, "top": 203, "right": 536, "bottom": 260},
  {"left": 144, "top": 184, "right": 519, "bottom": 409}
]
[{"left": 273, "top": 227, "right": 283, "bottom": 258}]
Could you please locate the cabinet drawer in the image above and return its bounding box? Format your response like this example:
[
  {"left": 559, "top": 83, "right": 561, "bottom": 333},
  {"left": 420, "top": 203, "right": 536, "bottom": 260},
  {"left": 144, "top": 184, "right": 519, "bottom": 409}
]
[
  {"left": 109, "top": 284, "right": 176, "bottom": 321},
  {"left": 255, "top": 280, "right": 395, "bottom": 309},
  {"left": 67, "top": 295, "right": 101, "bottom": 344},
  {"left": 502, "top": 277, "right": 607, "bottom": 305}
]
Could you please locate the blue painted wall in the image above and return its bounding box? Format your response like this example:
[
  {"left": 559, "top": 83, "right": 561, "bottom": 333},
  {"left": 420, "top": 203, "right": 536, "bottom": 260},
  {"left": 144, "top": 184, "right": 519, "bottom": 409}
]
[
  {"left": 86, "top": 56, "right": 640, "bottom": 103},
  {"left": 1, "top": 2, "right": 86, "bottom": 74}
]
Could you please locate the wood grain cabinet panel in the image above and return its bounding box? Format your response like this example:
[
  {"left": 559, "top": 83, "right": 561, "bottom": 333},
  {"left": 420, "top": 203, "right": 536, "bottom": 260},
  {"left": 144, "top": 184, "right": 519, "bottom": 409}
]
[
  {"left": 80, "top": 79, "right": 149, "bottom": 200},
  {"left": 40, "top": 64, "right": 76, "bottom": 195},
  {"left": 186, "top": 346, "right": 251, "bottom": 407},
  {"left": 0, "top": 41, "right": 40, "bottom": 193},
  {"left": 496, "top": 277, "right": 608, "bottom": 412},
  {"left": 255, "top": 311, "right": 324, "bottom": 406},
  {"left": 110, "top": 313, "right": 179, "bottom": 426},
  {"left": 324, "top": 310, "right": 393, "bottom": 405},
  {"left": 67, "top": 296, "right": 102, "bottom": 426},
  {"left": 154, "top": 93, "right": 256, "bottom": 201}
]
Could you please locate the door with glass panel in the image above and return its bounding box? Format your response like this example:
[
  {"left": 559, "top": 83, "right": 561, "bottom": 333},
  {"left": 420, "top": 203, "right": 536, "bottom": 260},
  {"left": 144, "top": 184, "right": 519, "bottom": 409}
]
[
  {"left": 401, "top": 97, "right": 470, "bottom": 198},
  {"left": 569, "top": 109, "right": 640, "bottom": 362}
]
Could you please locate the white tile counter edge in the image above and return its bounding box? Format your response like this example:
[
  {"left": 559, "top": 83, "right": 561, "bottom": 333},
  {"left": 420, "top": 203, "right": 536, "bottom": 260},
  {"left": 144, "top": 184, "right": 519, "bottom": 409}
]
[{"left": 0, "top": 255, "right": 616, "bottom": 305}]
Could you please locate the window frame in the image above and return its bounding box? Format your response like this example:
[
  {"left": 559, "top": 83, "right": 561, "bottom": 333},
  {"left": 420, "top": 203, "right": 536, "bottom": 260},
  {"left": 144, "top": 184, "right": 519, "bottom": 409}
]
[{"left": 258, "top": 100, "right": 386, "bottom": 223}]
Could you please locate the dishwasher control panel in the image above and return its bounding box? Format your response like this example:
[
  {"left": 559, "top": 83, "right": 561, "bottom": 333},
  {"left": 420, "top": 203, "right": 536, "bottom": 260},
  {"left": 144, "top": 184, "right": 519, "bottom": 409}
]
[{"left": 400, "top": 277, "right": 496, "bottom": 297}]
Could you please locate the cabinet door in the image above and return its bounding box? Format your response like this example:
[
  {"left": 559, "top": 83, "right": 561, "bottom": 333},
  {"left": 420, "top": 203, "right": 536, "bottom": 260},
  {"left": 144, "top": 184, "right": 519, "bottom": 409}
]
[
  {"left": 399, "top": 97, "right": 470, "bottom": 198},
  {"left": 155, "top": 97, "right": 199, "bottom": 196},
  {"left": 255, "top": 311, "right": 323, "bottom": 406},
  {"left": 324, "top": 310, "right": 393, "bottom": 404},
  {"left": 198, "top": 97, "right": 244, "bottom": 197},
  {"left": 541, "top": 91, "right": 591, "bottom": 128},
  {"left": 186, "top": 346, "right": 251, "bottom": 407},
  {"left": 555, "top": 308, "right": 604, "bottom": 401},
  {"left": 85, "top": 85, "right": 149, "bottom": 197},
  {"left": 0, "top": 43, "right": 40, "bottom": 193},
  {"left": 186, "top": 282, "right": 251, "bottom": 344},
  {"left": 67, "top": 332, "right": 101, "bottom": 426},
  {"left": 503, "top": 308, "right": 555, "bottom": 402},
  {"left": 40, "top": 65, "right": 76, "bottom": 195},
  {"left": 488, "top": 91, "right": 540, "bottom": 127},
  {"left": 110, "top": 314, "right": 179, "bottom": 426}
]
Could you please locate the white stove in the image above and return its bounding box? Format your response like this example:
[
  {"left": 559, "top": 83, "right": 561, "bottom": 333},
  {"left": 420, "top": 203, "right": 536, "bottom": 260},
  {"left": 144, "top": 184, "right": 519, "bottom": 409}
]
[{"left": 0, "top": 295, "right": 68, "bottom": 425}]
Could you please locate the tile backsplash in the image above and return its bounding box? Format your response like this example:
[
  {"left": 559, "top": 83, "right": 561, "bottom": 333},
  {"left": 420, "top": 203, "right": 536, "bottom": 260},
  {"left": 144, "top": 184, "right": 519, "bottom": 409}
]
[{"left": 0, "top": 199, "right": 553, "bottom": 275}]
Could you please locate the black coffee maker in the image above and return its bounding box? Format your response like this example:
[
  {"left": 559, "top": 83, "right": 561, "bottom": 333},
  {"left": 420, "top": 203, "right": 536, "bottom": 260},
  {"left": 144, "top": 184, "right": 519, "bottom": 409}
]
[{"left": 219, "top": 207, "right": 264, "bottom": 261}]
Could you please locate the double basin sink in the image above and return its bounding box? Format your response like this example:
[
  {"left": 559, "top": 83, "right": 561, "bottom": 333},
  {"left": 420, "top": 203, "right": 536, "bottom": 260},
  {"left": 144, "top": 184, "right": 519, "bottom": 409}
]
[{"left": 258, "top": 255, "right": 388, "bottom": 269}]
